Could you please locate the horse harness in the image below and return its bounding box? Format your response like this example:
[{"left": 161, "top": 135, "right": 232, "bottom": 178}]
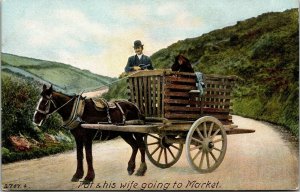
[
  {"left": 91, "top": 97, "right": 128, "bottom": 125},
  {"left": 63, "top": 96, "right": 131, "bottom": 130},
  {"left": 63, "top": 95, "right": 85, "bottom": 129},
  {"left": 38, "top": 93, "right": 138, "bottom": 131}
]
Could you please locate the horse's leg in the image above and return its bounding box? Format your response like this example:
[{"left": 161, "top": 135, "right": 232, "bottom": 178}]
[
  {"left": 83, "top": 139, "right": 95, "bottom": 183},
  {"left": 120, "top": 133, "right": 138, "bottom": 175},
  {"left": 71, "top": 139, "right": 84, "bottom": 182},
  {"left": 134, "top": 133, "right": 147, "bottom": 176}
]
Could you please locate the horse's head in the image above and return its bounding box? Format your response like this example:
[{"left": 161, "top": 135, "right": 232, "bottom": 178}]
[{"left": 33, "top": 84, "right": 57, "bottom": 126}]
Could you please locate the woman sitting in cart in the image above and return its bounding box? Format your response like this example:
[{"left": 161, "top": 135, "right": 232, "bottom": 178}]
[
  {"left": 171, "top": 54, "right": 194, "bottom": 73},
  {"left": 171, "top": 54, "right": 204, "bottom": 97}
]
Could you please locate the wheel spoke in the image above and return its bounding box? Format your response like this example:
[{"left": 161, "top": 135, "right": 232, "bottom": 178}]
[
  {"left": 209, "top": 151, "right": 217, "bottom": 162},
  {"left": 213, "top": 138, "right": 223, "bottom": 143},
  {"left": 192, "top": 137, "right": 203, "bottom": 144},
  {"left": 203, "top": 122, "right": 207, "bottom": 137},
  {"left": 167, "top": 147, "right": 176, "bottom": 160},
  {"left": 147, "top": 141, "right": 159, "bottom": 146},
  {"left": 196, "top": 127, "right": 204, "bottom": 140},
  {"left": 208, "top": 122, "right": 214, "bottom": 137},
  {"left": 164, "top": 148, "right": 168, "bottom": 164},
  {"left": 199, "top": 151, "right": 205, "bottom": 168},
  {"left": 206, "top": 151, "right": 210, "bottom": 168},
  {"left": 190, "top": 145, "right": 203, "bottom": 151},
  {"left": 192, "top": 150, "right": 202, "bottom": 161},
  {"left": 157, "top": 148, "right": 163, "bottom": 163},
  {"left": 211, "top": 128, "right": 220, "bottom": 138},
  {"left": 148, "top": 134, "right": 160, "bottom": 140},
  {"left": 186, "top": 118, "right": 227, "bottom": 173},
  {"left": 170, "top": 144, "right": 180, "bottom": 150},
  {"left": 213, "top": 147, "right": 223, "bottom": 152},
  {"left": 146, "top": 134, "right": 183, "bottom": 169},
  {"left": 150, "top": 145, "right": 160, "bottom": 156}
]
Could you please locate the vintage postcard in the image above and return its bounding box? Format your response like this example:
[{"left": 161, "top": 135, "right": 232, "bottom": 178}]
[{"left": 1, "top": 0, "right": 299, "bottom": 191}]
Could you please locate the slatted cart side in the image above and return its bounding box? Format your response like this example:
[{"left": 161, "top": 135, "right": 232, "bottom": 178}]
[
  {"left": 164, "top": 72, "right": 198, "bottom": 120},
  {"left": 163, "top": 72, "right": 237, "bottom": 125},
  {"left": 127, "top": 70, "right": 237, "bottom": 125},
  {"left": 201, "top": 75, "right": 237, "bottom": 125},
  {"left": 127, "top": 70, "right": 165, "bottom": 118}
]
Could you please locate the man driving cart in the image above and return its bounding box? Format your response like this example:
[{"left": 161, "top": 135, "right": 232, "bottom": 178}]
[{"left": 124, "top": 40, "right": 154, "bottom": 72}]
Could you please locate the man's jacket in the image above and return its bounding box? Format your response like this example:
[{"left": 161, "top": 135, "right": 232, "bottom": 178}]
[{"left": 125, "top": 55, "right": 154, "bottom": 72}]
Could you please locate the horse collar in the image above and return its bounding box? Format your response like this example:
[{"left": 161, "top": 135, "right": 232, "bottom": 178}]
[{"left": 63, "top": 96, "right": 85, "bottom": 130}]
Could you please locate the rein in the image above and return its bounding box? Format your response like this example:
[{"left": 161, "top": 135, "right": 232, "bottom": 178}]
[
  {"left": 35, "top": 94, "right": 76, "bottom": 121},
  {"left": 49, "top": 96, "right": 76, "bottom": 119},
  {"left": 50, "top": 97, "right": 76, "bottom": 118},
  {"left": 81, "top": 70, "right": 142, "bottom": 94}
]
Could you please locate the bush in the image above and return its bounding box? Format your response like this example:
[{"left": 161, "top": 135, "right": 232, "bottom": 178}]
[
  {"left": 2, "top": 143, "right": 74, "bottom": 164},
  {"left": 2, "top": 147, "right": 10, "bottom": 157},
  {"left": 1, "top": 73, "right": 41, "bottom": 146},
  {"left": 251, "top": 33, "right": 286, "bottom": 60},
  {"left": 1, "top": 72, "right": 72, "bottom": 151}
]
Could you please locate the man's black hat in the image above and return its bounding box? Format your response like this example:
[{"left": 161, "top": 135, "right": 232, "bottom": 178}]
[{"left": 133, "top": 40, "right": 143, "bottom": 48}]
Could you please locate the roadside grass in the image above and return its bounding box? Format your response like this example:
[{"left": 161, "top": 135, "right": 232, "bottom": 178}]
[{"left": 2, "top": 143, "right": 75, "bottom": 164}]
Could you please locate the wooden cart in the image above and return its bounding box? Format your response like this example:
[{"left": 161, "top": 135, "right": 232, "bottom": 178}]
[{"left": 82, "top": 70, "right": 254, "bottom": 173}]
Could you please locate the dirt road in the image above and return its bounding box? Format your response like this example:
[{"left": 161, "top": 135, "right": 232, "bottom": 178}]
[{"left": 2, "top": 116, "right": 298, "bottom": 190}]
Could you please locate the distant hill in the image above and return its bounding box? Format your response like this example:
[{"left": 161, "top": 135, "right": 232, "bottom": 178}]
[
  {"left": 1, "top": 53, "right": 115, "bottom": 94},
  {"left": 105, "top": 9, "right": 299, "bottom": 136}
]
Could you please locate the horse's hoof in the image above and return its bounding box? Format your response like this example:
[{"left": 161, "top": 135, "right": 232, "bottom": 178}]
[
  {"left": 127, "top": 165, "right": 135, "bottom": 175},
  {"left": 135, "top": 170, "right": 146, "bottom": 176},
  {"left": 71, "top": 176, "right": 80, "bottom": 182},
  {"left": 71, "top": 173, "right": 84, "bottom": 182},
  {"left": 83, "top": 178, "right": 94, "bottom": 184},
  {"left": 127, "top": 163, "right": 135, "bottom": 176},
  {"left": 135, "top": 163, "right": 147, "bottom": 176},
  {"left": 135, "top": 172, "right": 144, "bottom": 176},
  {"left": 128, "top": 170, "right": 134, "bottom": 175}
]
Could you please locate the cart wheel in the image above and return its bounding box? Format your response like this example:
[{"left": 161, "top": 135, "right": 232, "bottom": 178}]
[
  {"left": 145, "top": 133, "right": 183, "bottom": 168},
  {"left": 186, "top": 116, "right": 227, "bottom": 173}
]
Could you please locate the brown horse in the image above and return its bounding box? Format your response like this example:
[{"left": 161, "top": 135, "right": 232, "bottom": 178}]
[{"left": 33, "top": 84, "right": 147, "bottom": 182}]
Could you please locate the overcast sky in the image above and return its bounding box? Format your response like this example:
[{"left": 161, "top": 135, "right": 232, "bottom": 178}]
[{"left": 2, "top": 0, "right": 298, "bottom": 77}]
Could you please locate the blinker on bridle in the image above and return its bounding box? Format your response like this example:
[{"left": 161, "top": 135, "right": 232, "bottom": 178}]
[
  {"left": 35, "top": 95, "right": 57, "bottom": 115},
  {"left": 35, "top": 94, "right": 75, "bottom": 118}
]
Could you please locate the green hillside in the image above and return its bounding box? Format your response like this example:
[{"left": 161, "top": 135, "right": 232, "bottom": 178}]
[
  {"left": 1, "top": 53, "right": 117, "bottom": 163},
  {"left": 105, "top": 9, "right": 299, "bottom": 136},
  {"left": 1, "top": 53, "right": 115, "bottom": 94}
]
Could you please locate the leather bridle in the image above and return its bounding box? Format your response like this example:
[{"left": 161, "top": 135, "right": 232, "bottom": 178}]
[
  {"left": 35, "top": 94, "right": 75, "bottom": 119},
  {"left": 35, "top": 95, "right": 57, "bottom": 115}
]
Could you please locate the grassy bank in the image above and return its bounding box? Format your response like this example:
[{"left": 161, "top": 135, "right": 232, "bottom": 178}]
[
  {"left": 2, "top": 143, "right": 74, "bottom": 164},
  {"left": 1, "top": 71, "right": 75, "bottom": 163}
]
